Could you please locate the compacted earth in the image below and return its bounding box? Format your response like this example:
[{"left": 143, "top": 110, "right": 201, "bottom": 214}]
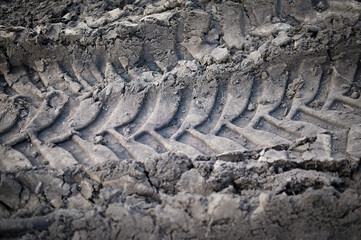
[{"left": 0, "top": 0, "right": 361, "bottom": 239}]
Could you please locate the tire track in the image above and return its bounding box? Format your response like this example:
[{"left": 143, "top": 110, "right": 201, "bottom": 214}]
[{"left": 1, "top": 52, "right": 360, "bottom": 168}]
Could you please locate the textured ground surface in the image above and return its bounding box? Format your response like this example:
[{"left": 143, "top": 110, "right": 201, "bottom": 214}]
[{"left": 1, "top": 0, "right": 361, "bottom": 239}]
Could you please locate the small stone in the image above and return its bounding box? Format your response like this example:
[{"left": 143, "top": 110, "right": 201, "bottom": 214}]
[
  {"left": 307, "top": 25, "right": 321, "bottom": 33},
  {"left": 31, "top": 151, "right": 38, "bottom": 158},
  {"left": 272, "top": 31, "right": 292, "bottom": 46},
  {"left": 19, "top": 110, "right": 28, "bottom": 118},
  {"left": 80, "top": 180, "right": 93, "bottom": 199},
  {"left": 35, "top": 182, "right": 43, "bottom": 194},
  {"left": 184, "top": 1, "right": 195, "bottom": 8},
  {"left": 247, "top": 103, "right": 256, "bottom": 111},
  {"left": 350, "top": 92, "right": 360, "bottom": 99},
  {"left": 107, "top": 8, "right": 123, "bottom": 21},
  {"left": 295, "top": 92, "right": 302, "bottom": 98},
  {"left": 282, "top": 107, "right": 288, "bottom": 116},
  {"left": 261, "top": 72, "right": 268, "bottom": 80},
  {"left": 316, "top": 1, "right": 327, "bottom": 11},
  {"left": 211, "top": 47, "right": 229, "bottom": 63},
  {"left": 94, "top": 135, "right": 106, "bottom": 144},
  {"left": 271, "top": 16, "right": 280, "bottom": 23},
  {"left": 62, "top": 13, "right": 72, "bottom": 20},
  {"left": 71, "top": 184, "right": 79, "bottom": 194}
]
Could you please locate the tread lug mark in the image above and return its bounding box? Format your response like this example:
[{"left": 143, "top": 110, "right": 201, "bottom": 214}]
[
  {"left": 334, "top": 90, "right": 361, "bottom": 109},
  {"left": 226, "top": 64, "right": 291, "bottom": 148},
  {"left": 167, "top": 74, "right": 228, "bottom": 154},
  {"left": 212, "top": 73, "right": 254, "bottom": 134},
  {"left": 68, "top": 97, "right": 103, "bottom": 130},
  {"left": 263, "top": 57, "right": 328, "bottom": 137},
  {"left": 107, "top": 128, "right": 158, "bottom": 163},
  {"left": 45, "top": 81, "right": 125, "bottom": 165},
  {"left": 323, "top": 52, "right": 360, "bottom": 109},
  {"left": 71, "top": 61, "right": 95, "bottom": 90},
  {"left": 89, "top": 63, "right": 105, "bottom": 84},
  {"left": 97, "top": 85, "right": 148, "bottom": 135},
  {"left": 226, "top": 123, "right": 290, "bottom": 148},
  {"left": 6, "top": 90, "right": 68, "bottom": 146},
  {"left": 255, "top": 64, "right": 288, "bottom": 116},
  {"left": 172, "top": 77, "right": 218, "bottom": 139},
  {"left": 148, "top": 130, "right": 201, "bottom": 158},
  {"left": 298, "top": 106, "right": 361, "bottom": 128},
  {"left": 133, "top": 74, "right": 181, "bottom": 136},
  {"left": 219, "top": 2, "right": 246, "bottom": 49},
  {"left": 263, "top": 115, "right": 325, "bottom": 137},
  {"left": 0, "top": 110, "right": 18, "bottom": 135},
  {"left": 34, "top": 60, "right": 49, "bottom": 87},
  {"left": 1, "top": 66, "right": 43, "bottom": 98},
  {"left": 286, "top": 56, "right": 327, "bottom": 118},
  {"left": 28, "top": 132, "right": 77, "bottom": 168},
  {"left": 35, "top": 61, "right": 81, "bottom": 94},
  {"left": 48, "top": 96, "right": 103, "bottom": 144},
  {"left": 104, "top": 61, "right": 126, "bottom": 83},
  {"left": 187, "top": 128, "right": 247, "bottom": 153},
  {"left": 0, "top": 146, "right": 32, "bottom": 171},
  {"left": 72, "top": 135, "right": 119, "bottom": 165},
  {"left": 61, "top": 71, "right": 83, "bottom": 94}
]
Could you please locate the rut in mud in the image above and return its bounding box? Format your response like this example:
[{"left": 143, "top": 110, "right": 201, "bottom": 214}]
[{"left": 1, "top": 0, "right": 361, "bottom": 239}]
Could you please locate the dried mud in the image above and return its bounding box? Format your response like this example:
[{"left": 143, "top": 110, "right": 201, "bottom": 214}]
[{"left": 1, "top": 0, "right": 361, "bottom": 239}]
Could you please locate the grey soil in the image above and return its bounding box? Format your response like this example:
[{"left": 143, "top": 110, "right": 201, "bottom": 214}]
[{"left": 1, "top": 0, "right": 361, "bottom": 239}]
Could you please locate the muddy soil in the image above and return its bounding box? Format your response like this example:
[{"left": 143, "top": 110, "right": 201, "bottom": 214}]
[{"left": 1, "top": 0, "right": 361, "bottom": 239}]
